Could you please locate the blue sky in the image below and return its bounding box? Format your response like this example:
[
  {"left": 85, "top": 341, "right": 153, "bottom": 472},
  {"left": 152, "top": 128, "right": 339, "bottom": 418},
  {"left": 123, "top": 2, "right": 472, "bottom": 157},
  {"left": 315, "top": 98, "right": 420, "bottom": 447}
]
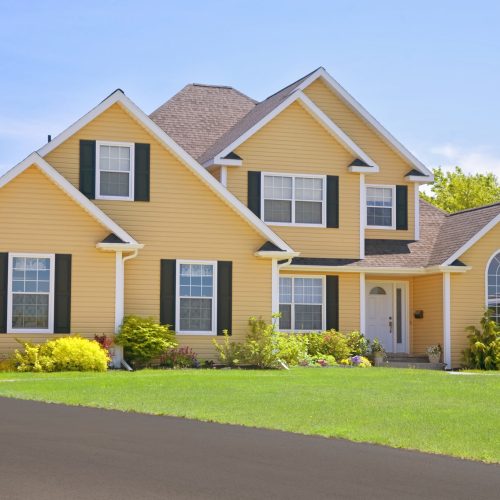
[{"left": 1, "top": 0, "right": 500, "bottom": 177}]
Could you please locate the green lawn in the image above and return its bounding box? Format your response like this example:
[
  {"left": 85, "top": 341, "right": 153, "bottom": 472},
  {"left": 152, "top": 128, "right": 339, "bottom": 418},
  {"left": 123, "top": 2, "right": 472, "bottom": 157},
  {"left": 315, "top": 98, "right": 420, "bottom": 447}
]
[{"left": 0, "top": 368, "right": 499, "bottom": 463}]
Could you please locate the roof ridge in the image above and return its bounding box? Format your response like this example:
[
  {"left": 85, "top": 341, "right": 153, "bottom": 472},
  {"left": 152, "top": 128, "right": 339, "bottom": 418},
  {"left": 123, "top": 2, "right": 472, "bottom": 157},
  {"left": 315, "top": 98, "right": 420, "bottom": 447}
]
[
  {"left": 263, "top": 66, "right": 323, "bottom": 101},
  {"left": 447, "top": 201, "right": 500, "bottom": 217}
]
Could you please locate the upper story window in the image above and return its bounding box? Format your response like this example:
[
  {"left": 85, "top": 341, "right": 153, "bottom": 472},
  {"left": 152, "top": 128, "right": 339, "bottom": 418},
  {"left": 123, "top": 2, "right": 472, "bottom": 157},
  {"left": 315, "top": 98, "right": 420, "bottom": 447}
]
[
  {"left": 262, "top": 173, "right": 325, "bottom": 226},
  {"left": 487, "top": 251, "right": 500, "bottom": 324},
  {"left": 96, "top": 141, "right": 134, "bottom": 200},
  {"left": 7, "top": 254, "right": 54, "bottom": 333},
  {"left": 366, "top": 185, "right": 395, "bottom": 229}
]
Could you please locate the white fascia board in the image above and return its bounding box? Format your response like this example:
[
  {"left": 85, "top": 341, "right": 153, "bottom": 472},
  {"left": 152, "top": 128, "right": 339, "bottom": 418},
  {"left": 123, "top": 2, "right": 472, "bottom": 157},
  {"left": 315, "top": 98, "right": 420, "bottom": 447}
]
[
  {"left": 296, "top": 92, "right": 379, "bottom": 170},
  {"left": 210, "top": 158, "right": 243, "bottom": 167},
  {"left": 284, "top": 265, "right": 471, "bottom": 274},
  {"left": 254, "top": 251, "right": 300, "bottom": 259},
  {"left": 0, "top": 152, "right": 139, "bottom": 245},
  {"left": 96, "top": 243, "right": 144, "bottom": 252},
  {"left": 296, "top": 68, "right": 433, "bottom": 178},
  {"left": 349, "top": 165, "right": 380, "bottom": 174},
  {"left": 212, "top": 90, "right": 378, "bottom": 172},
  {"left": 37, "top": 90, "right": 294, "bottom": 253},
  {"left": 442, "top": 214, "right": 500, "bottom": 266},
  {"left": 405, "top": 175, "right": 434, "bottom": 182}
]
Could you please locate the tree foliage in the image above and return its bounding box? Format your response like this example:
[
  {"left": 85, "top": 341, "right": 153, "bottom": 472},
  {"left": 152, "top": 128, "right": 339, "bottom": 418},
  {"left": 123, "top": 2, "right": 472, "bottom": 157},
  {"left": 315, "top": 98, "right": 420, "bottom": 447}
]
[{"left": 421, "top": 166, "right": 500, "bottom": 213}]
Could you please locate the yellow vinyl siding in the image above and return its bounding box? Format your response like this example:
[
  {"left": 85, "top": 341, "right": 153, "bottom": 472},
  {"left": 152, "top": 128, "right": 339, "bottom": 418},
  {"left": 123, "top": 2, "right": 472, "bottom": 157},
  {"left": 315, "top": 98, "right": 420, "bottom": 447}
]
[
  {"left": 45, "top": 103, "right": 272, "bottom": 359},
  {"left": 280, "top": 270, "right": 360, "bottom": 332},
  {"left": 304, "top": 79, "right": 415, "bottom": 240},
  {"left": 450, "top": 224, "right": 500, "bottom": 367},
  {"left": 226, "top": 101, "right": 360, "bottom": 258},
  {"left": 412, "top": 274, "right": 443, "bottom": 355},
  {"left": 0, "top": 166, "right": 115, "bottom": 356}
]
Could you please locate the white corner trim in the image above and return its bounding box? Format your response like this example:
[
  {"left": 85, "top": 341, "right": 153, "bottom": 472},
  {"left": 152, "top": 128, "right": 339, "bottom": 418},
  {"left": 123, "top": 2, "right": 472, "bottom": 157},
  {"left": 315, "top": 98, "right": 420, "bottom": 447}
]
[
  {"left": 35, "top": 90, "right": 293, "bottom": 254},
  {"left": 359, "top": 174, "right": 365, "bottom": 259},
  {"left": 442, "top": 214, "right": 500, "bottom": 266},
  {"left": 220, "top": 166, "right": 228, "bottom": 187},
  {"left": 443, "top": 271, "right": 451, "bottom": 368},
  {"left": 0, "top": 152, "right": 139, "bottom": 245},
  {"left": 414, "top": 183, "right": 420, "bottom": 241},
  {"left": 295, "top": 68, "right": 433, "bottom": 178},
  {"left": 271, "top": 259, "right": 279, "bottom": 315},
  {"left": 115, "top": 252, "right": 124, "bottom": 333},
  {"left": 359, "top": 272, "right": 366, "bottom": 334}
]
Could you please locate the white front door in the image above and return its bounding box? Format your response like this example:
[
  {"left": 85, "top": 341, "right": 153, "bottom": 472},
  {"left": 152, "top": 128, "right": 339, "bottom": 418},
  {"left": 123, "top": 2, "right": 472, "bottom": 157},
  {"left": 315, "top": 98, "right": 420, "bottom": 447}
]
[{"left": 366, "top": 282, "right": 394, "bottom": 352}]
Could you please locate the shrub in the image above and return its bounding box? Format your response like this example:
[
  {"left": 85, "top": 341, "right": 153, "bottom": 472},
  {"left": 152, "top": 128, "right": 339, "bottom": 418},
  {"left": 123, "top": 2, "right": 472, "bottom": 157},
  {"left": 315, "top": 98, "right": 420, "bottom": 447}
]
[
  {"left": 115, "top": 315, "right": 177, "bottom": 365},
  {"left": 346, "top": 331, "right": 370, "bottom": 356},
  {"left": 212, "top": 331, "right": 243, "bottom": 367},
  {"left": 315, "top": 330, "right": 351, "bottom": 360},
  {"left": 340, "top": 355, "right": 372, "bottom": 368},
  {"left": 15, "top": 337, "right": 109, "bottom": 372},
  {"left": 463, "top": 311, "right": 500, "bottom": 370},
  {"left": 94, "top": 334, "right": 113, "bottom": 351},
  {"left": 275, "top": 333, "right": 308, "bottom": 366},
  {"left": 159, "top": 346, "right": 199, "bottom": 368},
  {"left": 242, "top": 317, "right": 281, "bottom": 368}
]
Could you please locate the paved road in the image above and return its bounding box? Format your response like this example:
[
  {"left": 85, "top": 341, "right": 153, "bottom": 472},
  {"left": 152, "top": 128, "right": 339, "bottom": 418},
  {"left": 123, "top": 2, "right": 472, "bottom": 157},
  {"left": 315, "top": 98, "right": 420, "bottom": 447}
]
[{"left": 0, "top": 398, "right": 498, "bottom": 499}]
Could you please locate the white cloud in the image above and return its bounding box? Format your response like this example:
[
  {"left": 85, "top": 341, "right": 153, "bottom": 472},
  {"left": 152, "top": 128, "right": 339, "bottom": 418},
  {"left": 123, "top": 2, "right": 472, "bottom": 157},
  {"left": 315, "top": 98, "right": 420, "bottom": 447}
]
[{"left": 429, "top": 143, "right": 500, "bottom": 178}]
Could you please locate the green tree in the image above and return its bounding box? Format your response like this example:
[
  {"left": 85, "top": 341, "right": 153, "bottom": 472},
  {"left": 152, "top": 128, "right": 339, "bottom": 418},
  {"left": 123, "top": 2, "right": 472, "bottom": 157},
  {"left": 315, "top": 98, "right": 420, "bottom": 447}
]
[{"left": 421, "top": 166, "right": 500, "bottom": 213}]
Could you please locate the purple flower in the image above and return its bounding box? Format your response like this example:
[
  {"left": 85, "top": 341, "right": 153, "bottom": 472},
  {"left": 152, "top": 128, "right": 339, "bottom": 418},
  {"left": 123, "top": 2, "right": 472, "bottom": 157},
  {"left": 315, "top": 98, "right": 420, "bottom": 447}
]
[{"left": 351, "top": 355, "right": 362, "bottom": 366}]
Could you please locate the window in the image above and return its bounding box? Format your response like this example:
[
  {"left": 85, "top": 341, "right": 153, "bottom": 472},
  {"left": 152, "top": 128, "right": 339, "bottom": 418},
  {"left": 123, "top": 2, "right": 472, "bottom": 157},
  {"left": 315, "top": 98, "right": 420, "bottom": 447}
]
[
  {"left": 7, "top": 254, "right": 54, "bottom": 333},
  {"left": 263, "top": 174, "right": 325, "bottom": 225},
  {"left": 96, "top": 141, "right": 134, "bottom": 200},
  {"left": 487, "top": 251, "right": 500, "bottom": 324},
  {"left": 176, "top": 261, "right": 217, "bottom": 335},
  {"left": 366, "top": 185, "right": 395, "bottom": 228},
  {"left": 279, "top": 276, "right": 324, "bottom": 331}
]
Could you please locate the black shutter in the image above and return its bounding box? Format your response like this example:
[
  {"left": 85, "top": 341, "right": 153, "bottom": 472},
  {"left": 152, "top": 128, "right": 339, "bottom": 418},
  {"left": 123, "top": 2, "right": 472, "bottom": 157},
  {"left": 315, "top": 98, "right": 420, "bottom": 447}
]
[
  {"left": 325, "top": 275, "right": 339, "bottom": 331},
  {"left": 79, "top": 140, "right": 96, "bottom": 199},
  {"left": 54, "top": 254, "right": 72, "bottom": 333},
  {"left": 247, "top": 171, "right": 261, "bottom": 218},
  {"left": 134, "top": 143, "right": 150, "bottom": 201},
  {"left": 160, "top": 259, "right": 176, "bottom": 328},
  {"left": 326, "top": 175, "right": 339, "bottom": 228},
  {"left": 217, "top": 261, "right": 232, "bottom": 335},
  {"left": 396, "top": 185, "right": 408, "bottom": 230},
  {"left": 0, "top": 253, "right": 7, "bottom": 333}
]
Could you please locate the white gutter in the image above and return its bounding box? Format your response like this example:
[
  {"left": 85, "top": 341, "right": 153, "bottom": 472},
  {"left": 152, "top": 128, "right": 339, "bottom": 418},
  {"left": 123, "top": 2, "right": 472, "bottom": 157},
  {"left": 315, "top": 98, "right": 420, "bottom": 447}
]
[{"left": 283, "top": 264, "right": 471, "bottom": 274}]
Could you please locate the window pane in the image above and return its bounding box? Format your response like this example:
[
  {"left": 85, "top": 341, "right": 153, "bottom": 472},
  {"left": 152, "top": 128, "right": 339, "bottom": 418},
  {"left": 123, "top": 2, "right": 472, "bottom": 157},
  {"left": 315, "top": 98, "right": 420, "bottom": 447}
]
[
  {"left": 99, "top": 145, "right": 130, "bottom": 172},
  {"left": 279, "top": 304, "right": 292, "bottom": 330},
  {"left": 179, "top": 263, "right": 214, "bottom": 298},
  {"left": 263, "top": 175, "right": 292, "bottom": 200},
  {"left": 367, "top": 207, "right": 392, "bottom": 227},
  {"left": 100, "top": 172, "right": 130, "bottom": 197},
  {"left": 264, "top": 200, "right": 292, "bottom": 223},
  {"left": 294, "top": 278, "right": 322, "bottom": 304},
  {"left": 11, "top": 293, "right": 48, "bottom": 329},
  {"left": 179, "top": 298, "right": 212, "bottom": 331},
  {"left": 295, "top": 177, "right": 323, "bottom": 201},
  {"left": 294, "top": 304, "right": 322, "bottom": 330},
  {"left": 295, "top": 201, "right": 322, "bottom": 224},
  {"left": 279, "top": 277, "right": 292, "bottom": 303}
]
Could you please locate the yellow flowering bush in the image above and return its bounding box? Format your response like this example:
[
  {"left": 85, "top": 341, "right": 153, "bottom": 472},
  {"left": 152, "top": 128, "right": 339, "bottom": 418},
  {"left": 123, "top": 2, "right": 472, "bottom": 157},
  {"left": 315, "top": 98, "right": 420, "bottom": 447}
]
[
  {"left": 15, "top": 336, "right": 110, "bottom": 372},
  {"left": 340, "top": 355, "right": 372, "bottom": 368}
]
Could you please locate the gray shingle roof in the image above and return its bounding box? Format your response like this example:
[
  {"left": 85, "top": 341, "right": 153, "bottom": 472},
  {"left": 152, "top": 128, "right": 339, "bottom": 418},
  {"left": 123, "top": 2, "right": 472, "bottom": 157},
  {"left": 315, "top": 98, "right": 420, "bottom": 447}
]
[
  {"left": 150, "top": 84, "right": 256, "bottom": 161},
  {"left": 428, "top": 202, "right": 500, "bottom": 265}
]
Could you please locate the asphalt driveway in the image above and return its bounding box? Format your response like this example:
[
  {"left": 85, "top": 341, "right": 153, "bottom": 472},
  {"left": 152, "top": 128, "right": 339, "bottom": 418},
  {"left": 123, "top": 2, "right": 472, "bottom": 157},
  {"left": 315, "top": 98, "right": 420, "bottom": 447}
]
[{"left": 0, "top": 398, "right": 498, "bottom": 499}]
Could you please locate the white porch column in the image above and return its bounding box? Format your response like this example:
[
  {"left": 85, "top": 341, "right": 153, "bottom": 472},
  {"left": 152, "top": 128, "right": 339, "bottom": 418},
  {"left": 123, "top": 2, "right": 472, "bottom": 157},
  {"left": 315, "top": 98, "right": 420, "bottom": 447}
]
[
  {"left": 115, "top": 251, "right": 124, "bottom": 333},
  {"left": 443, "top": 271, "right": 451, "bottom": 368},
  {"left": 271, "top": 258, "right": 279, "bottom": 316},
  {"left": 359, "top": 272, "right": 366, "bottom": 334},
  {"left": 414, "top": 183, "right": 420, "bottom": 241}
]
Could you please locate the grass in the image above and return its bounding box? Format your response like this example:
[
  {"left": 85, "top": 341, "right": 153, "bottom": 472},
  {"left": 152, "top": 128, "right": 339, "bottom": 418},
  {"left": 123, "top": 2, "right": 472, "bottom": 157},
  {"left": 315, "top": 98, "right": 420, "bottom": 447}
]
[{"left": 0, "top": 368, "right": 499, "bottom": 463}]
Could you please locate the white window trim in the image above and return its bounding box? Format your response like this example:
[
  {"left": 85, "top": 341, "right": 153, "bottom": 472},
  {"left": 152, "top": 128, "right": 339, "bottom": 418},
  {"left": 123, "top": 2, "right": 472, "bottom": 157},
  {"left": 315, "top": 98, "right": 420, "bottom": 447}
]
[
  {"left": 278, "top": 274, "right": 326, "bottom": 332},
  {"left": 175, "top": 260, "right": 217, "bottom": 336},
  {"left": 261, "top": 172, "right": 327, "bottom": 228},
  {"left": 365, "top": 184, "right": 396, "bottom": 230},
  {"left": 485, "top": 249, "right": 500, "bottom": 317},
  {"left": 95, "top": 141, "right": 135, "bottom": 201},
  {"left": 7, "top": 253, "right": 55, "bottom": 334}
]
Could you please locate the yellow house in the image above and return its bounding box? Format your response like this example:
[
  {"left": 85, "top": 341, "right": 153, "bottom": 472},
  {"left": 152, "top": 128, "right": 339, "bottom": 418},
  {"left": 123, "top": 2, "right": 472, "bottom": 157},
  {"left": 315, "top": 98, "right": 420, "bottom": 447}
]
[{"left": 1, "top": 67, "right": 498, "bottom": 368}]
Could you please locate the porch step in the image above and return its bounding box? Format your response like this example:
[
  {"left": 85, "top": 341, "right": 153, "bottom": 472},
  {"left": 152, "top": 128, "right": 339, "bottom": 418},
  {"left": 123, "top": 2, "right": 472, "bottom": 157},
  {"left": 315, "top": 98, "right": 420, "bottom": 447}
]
[{"left": 384, "top": 354, "right": 446, "bottom": 370}]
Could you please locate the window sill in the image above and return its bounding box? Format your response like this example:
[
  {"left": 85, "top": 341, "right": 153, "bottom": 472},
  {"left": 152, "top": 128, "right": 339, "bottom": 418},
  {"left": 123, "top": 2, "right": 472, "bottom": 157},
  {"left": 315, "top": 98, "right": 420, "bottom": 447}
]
[
  {"left": 96, "top": 196, "right": 134, "bottom": 202},
  {"left": 266, "top": 222, "right": 326, "bottom": 228},
  {"left": 7, "top": 330, "right": 53, "bottom": 334},
  {"left": 175, "top": 331, "right": 217, "bottom": 336},
  {"left": 365, "top": 225, "right": 396, "bottom": 230}
]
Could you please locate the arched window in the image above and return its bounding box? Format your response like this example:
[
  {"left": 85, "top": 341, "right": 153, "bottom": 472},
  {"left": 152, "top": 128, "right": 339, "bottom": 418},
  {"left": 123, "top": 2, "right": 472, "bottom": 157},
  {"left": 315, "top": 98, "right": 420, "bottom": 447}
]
[
  {"left": 487, "top": 251, "right": 500, "bottom": 323},
  {"left": 370, "top": 286, "right": 387, "bottom": 295}
]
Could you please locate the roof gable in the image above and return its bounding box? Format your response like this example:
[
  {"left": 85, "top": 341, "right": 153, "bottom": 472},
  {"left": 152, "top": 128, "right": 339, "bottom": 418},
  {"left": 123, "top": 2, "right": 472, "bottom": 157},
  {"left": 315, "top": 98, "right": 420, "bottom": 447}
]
[
  {"left": 0, "top": 153, "right": 140, "bottom": 245},
  {"left": 36, "top": 90, "right": 294, "bottom": 254}
]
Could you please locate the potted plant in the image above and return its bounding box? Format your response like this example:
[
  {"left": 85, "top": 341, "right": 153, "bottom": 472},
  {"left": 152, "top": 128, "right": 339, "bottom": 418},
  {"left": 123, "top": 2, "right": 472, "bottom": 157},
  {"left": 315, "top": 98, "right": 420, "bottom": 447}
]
[
  {"left": 371, "top": 338, "right": 386, "bottom": 367},
  {"left": 426, "top": 345, "right": 441, "bottom": 363}
]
